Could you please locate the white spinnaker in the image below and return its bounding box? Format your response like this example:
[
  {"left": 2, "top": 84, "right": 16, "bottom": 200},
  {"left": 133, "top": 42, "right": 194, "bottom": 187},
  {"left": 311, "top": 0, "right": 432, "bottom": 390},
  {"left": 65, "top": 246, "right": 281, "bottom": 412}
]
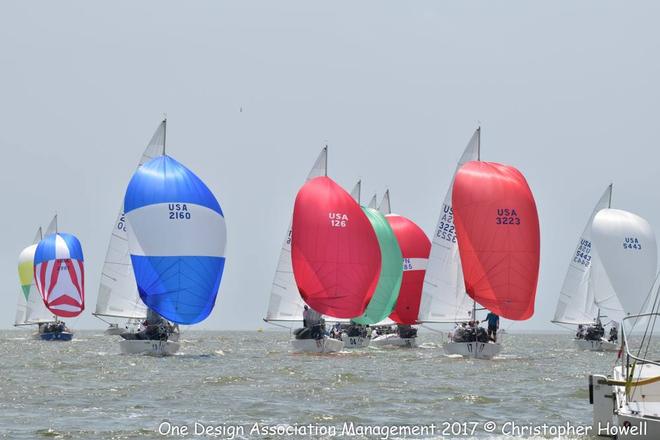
[
  {"left": 552, "top": 185, "right": 611, "bottom": 325},
  {"left": 15, "top": 228, "right": 53, "bottom": 325},
  {"left": 418, "top": 128, "right": 480, "bottom": 323},
  {"left": 592, "top": 208, "right": 658, "bottom": 318},
  {"left": 95, "top": 120, "right": 165, "bottom": 320},
  {"left": 264, "top": 147, "right": 327, "bottom": 321}
]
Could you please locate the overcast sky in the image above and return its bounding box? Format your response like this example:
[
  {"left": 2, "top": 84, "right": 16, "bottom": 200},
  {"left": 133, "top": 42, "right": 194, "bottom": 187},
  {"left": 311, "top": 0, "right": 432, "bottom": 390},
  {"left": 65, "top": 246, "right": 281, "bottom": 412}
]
[{"left": 2, "top": 1, "right": 658, "bottom": 331}]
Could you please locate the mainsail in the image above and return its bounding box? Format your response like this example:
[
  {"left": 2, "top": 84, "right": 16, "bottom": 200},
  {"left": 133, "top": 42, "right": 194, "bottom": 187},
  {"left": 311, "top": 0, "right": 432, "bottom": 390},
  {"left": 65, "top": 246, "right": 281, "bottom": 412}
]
[
  {"left": 379, "top": 191, "right": 432, "bottom": 325},
  {"left": 264, "top": 147, "right": 327, "bottom": 322},
  {"left": 417, "top": 128, "right": 479, "bottom": 323},
  {"left": 34, "top": 232, "right": 85, "bottom": 318},
  {"left": 591, "top": 208, "right": 657, "bottom": 318},
  {"left": 452, "top": 160, "right": 540, "bottom": 320},
  {"left": 291, "top": 176, "right": 381, "bottom": 318},
  {"left": 124, "top": 155, "right": 227, "bottom": 325},
  {"left": 351, "top": 202, "right": 403, "bottom": 324},
  {"left": 552, "top": 185, "right": 614, "bottom": 325},
  {"left": 15, "top": 227, "right": 53, "bottom": 325},
  {"left": 95, "top": 120, "right": 165, "bottom": 320}
]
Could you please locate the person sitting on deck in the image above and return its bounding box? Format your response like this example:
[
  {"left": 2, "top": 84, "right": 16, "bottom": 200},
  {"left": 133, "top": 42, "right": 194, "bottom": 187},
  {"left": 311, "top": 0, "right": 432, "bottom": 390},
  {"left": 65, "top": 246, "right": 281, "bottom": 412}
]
[
  {"left": 608, "top": 325, "right": 618, "bottom": 343},
  {"left": 576, "top": 325, "right": 585, "bottom": 340},
  {"left": 482, "top": 311, "right": 500, "bottom": 342}
]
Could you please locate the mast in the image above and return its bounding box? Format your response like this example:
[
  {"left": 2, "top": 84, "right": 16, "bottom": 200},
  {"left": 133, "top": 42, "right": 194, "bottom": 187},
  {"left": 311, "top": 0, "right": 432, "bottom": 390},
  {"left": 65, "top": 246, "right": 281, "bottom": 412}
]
[
  {"left": 608, "top": 183, "right": 613, "bottom": 208},
  {"left": 162, "top": 117, "right": 167, "bottom": 155},
  {"left": 476, "top": 126, "right": 481, "bottom": 161},
  {"left": 324, "top": 145, "right": 328, "bottom": 176},
  {"left": 474, "top": 125, "right": 481, "bottom": 356}
]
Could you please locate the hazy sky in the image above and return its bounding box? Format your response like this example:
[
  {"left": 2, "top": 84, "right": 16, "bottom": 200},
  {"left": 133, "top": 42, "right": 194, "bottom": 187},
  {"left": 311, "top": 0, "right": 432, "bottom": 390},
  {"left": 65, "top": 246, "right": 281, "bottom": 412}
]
[{"left": 2, "top": 1, "right": 658, "bottom": 331}]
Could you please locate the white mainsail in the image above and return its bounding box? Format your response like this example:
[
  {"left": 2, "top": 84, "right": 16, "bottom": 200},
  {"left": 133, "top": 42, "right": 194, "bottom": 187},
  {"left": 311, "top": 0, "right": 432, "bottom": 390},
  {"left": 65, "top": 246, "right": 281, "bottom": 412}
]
[
  {"left": 94, "top": 120, "right": 166, "bottom": 320},
  {"left": 552, "top": 185, "right": 613, "bottom": 325},
  {"left": 350, "top": 180, "right": 361, "bottom": 203},
  {"left": 15, "top": 227, "right": 53, "bottom": 326},
  {"left": 379, "top": 190, "right": 391, "bottom": 215},
  {"left": 417, "top": 128, "right": 480, "bottom": 323},
  {"left": 264, "top": 147, "right": 327, "bottom": 321},
  {"left": 367, "top": 194, "right": 378, "bottom": 209},
  {"left": 45, "top": 215, "right": 57, "bottom": 235},
  {"left": 592, "top": 208, "right": 658, "bottom": 318}
]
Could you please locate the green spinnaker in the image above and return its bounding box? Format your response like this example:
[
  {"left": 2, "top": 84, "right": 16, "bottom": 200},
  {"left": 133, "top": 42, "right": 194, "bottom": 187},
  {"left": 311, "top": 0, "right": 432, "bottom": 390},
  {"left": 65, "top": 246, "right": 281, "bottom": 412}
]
[{"left": 352, "top": 207, "right": 403, "bottom": 324}]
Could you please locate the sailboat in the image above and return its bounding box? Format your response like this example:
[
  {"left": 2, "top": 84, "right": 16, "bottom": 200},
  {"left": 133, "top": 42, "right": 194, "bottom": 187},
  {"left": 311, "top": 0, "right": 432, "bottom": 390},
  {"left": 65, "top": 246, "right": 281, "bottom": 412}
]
[
  {"left": 290, "top": 170, "right": 382, "bottom": 353},
  {"left": 418, "top": 128, "right": 541, "bottom": 359},
  {"left": 15, "top": 227, "right": 58, "bottom": 336},
  {"left": 264, "top": 148, "right": 345, "bottom": 353},
  {"left": 119, "top": 121, "right": 227, "bottom": 356},
  {"left": 552, "top": 184, "right": 624, "bottom": 351},
  {"left": 587, "top": 207, "right": 659, "bottom": 438},
  {"left": 371, "top": 190, "right": 431, "bottom": 348},
  {"left": 32, "top": 215, "right": 85, "bottom": 341},
  {"left": 93, "top": 120, "right": 165, "bottom": 335}
]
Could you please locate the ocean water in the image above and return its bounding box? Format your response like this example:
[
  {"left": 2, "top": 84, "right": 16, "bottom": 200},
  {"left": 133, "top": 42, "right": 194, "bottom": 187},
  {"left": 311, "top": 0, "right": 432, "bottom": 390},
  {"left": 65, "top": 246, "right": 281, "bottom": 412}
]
[{"left": 0, "top": 330, "right": 622, "bottom": 439}]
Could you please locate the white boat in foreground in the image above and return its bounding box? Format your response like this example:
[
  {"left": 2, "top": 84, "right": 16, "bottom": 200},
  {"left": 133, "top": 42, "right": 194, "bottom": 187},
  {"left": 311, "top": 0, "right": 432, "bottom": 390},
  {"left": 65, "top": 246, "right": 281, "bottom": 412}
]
[
  {"left": 119, "top": 339, "right": 180, "bottom": 356},
  {"left": 575, "top": 338, "right": 618, "bottom": 352},
  {"left": 341, "top": 334, "right": 370, "bottom": 348},
  {"left": 291, "top": 337, "right": 343, "bottom": 353},
  {"left": 443, "top": 341, "right": 501, "bottom": 359},
  {"left": 590, "top": 313, "right": 660, "bottom": 439},
  {"left": 371, "top": 333, "right": 417, "bottom": 348}
]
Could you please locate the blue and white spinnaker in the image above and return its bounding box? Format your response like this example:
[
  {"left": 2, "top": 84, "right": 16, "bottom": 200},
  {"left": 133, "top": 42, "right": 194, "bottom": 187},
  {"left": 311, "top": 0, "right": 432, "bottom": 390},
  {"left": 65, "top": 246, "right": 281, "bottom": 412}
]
[{"left": 123, "top": 155, "right": 226, "bottom": 325}]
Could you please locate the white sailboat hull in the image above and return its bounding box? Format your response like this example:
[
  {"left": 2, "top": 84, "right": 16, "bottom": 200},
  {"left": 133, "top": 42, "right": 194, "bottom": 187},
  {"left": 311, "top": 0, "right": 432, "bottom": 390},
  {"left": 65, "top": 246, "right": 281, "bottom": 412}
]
[
  {"left": 371, "top": 334, "right": 418, "bottom": 348},
  {"left": 119, "top": 339, "right": 180, "bottom": 356},
  {"left": 575, "top": 338, "right": 618, "bottom": 352},
  {"left": 443, "top": 341, "right": 502, "bottom": 359},
  {"left": 290, "top": 337, "right": 343, "bottom": 353},
  {"left": 341, "top": 335, "right": 370, "bottom": 349},
  {"left": 591, "top": 365, "right": 660, "bottom": 438}
]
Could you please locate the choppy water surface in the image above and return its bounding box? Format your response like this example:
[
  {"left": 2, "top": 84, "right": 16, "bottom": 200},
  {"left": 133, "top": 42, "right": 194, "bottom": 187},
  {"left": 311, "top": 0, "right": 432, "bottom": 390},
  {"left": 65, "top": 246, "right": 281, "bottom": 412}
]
[{"left": 0, "top": 331, "right": 626, "bottom": 439}]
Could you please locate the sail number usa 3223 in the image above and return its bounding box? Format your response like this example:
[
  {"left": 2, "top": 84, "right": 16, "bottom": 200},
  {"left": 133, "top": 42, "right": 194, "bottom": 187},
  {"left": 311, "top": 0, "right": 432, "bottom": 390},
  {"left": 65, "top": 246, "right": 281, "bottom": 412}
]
[{"left": 496, "top": 208, "right": 521, "bottom": 225}]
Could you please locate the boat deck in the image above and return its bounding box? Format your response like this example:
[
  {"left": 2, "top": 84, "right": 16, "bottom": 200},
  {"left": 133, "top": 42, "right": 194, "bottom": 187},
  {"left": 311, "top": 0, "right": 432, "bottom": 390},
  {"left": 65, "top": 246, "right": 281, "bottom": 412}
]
[{"left": 614, "top": 364, "right": 660, "bottom": 418}]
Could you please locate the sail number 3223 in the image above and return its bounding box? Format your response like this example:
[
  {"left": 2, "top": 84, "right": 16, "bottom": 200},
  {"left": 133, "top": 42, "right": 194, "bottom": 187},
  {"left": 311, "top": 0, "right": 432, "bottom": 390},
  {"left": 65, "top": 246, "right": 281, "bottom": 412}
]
[{"left": 496, "top": 208, "right": 521, "bottom": 225}]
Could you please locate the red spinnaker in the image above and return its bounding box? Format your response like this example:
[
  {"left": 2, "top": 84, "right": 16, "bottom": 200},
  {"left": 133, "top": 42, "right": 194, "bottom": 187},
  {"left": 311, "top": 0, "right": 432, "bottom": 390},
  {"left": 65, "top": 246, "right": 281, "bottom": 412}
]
[
  {"left": 386, "top": 215, "right": 431, "bottom": 325},
  {"left": 291, "top": 176, "right": 382, "bottom": 318},
  {"left": 452, "top": 161, "right": 540, "bottom": 320}
]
